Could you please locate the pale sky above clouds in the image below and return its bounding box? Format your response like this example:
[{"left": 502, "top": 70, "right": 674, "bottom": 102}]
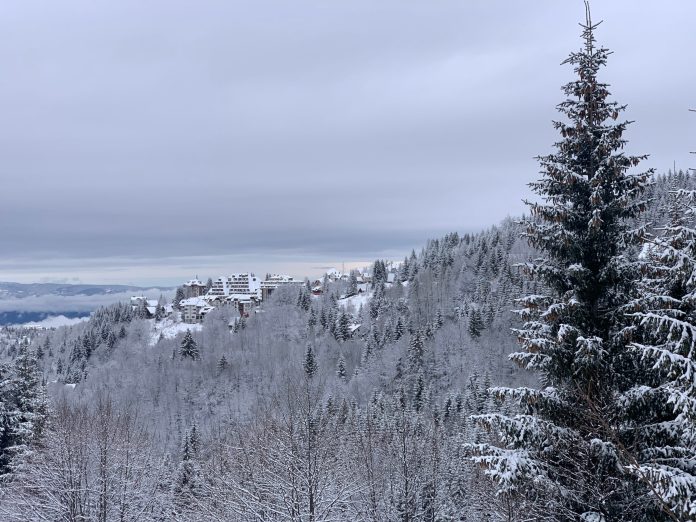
[{"left": 0, "top": 1, "right": 694, "bottom": 285}]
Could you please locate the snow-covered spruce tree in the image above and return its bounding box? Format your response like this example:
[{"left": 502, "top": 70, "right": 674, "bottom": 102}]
[
  {"left": 304, "top": 343, "right": 318, "bottom": 379},
  {"left": 337, "top": 311, "right": 352, "bottom": 342},
  {"left": 468, "top": 8, "right": 663, "bottom": 520},
  {"left": 173, "top": 426, "right": 202, "bottom": 516},
  {"left": 467, "top": 309, "right": 484, "bottom": 339},
  {"left": 173, "top": 287, "right": 185, "bottom": 309},
  {"left": 0, "top": 349, "right": 48, "bottom": 476},
  {"left": 408, "top": 330, "right": 425, "bottom": 370},
  {"left": 217, "top": 354, "right": 229, "bottom": 373},
  {"left": 179, "top": 329, "right": 200, "bottom": 360},
  {"left": 347, "top": 271, "right": 358, "bottom": 297},
  {"left": 394, "top": 316, "right": 405, "bottom": 341},
  {"left": 336, "top": 354, "right": 347, "bottom": 382},
  {"left": 624, "top": 189, "right": 696, "bottom": 519}
]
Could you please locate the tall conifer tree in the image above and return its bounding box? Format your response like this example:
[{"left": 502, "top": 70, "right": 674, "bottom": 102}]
[
  {"left": 179, "top": 330, "right": 200, "bottom": 360},
  {"left": 468, "top": 6, "right": 660, "bottom": 520},
  {"left": 623, "top": 170, "right": 696, "bottom": 520},
  {"left": 304, "top": 344, "right": 318, "bottom": 379}
]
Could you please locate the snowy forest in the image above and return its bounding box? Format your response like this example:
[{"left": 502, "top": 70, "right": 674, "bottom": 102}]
[{"left": 1, "top": 10, "right": 695, "bottom": 522}]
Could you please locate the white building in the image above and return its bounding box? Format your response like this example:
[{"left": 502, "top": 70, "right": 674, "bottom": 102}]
[
  {"left": 208, "top": 273, "right": 261, "bottom": 300},
  {"left": 180, "top": 297, "right": 213, "bottom": 324},
  {"left": 226, "top": 294, "right": 256, "bottom": 316},
  {"left": 130, "top": 296, "right": 160, "bottom": 318},
  {"left": 260, "top": 274, "right": 305, "bottom": 300},
  {"left": 324, "top": 268, "right": 342, "bottom": 281}
]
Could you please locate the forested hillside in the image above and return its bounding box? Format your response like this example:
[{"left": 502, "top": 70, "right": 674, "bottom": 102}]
[
  {"left": 0, "top": 217, "right": 530, "bottom": 517},
  {"left": 0, "top": 169, "right": 693, "bottom": 520}
]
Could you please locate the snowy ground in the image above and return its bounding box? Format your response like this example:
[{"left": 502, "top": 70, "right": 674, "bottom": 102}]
[
  {"left": 149, "top": 317, "right": 202, "bottom": 345},
  {"left": 338, "top": 292, "right": 372, "bottom": 313}
]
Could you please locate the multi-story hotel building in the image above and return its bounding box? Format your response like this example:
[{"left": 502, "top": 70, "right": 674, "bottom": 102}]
[
  {"left": 260, "top": 274, "right": 306, "bottom": 301},
  {"left": 208, "top": 273, "right": 261, "bottom": 300}
]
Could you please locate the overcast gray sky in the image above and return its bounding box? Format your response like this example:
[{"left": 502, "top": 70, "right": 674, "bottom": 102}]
[{"left": 0, "top": 1, "right": 694, "bottom": 285}]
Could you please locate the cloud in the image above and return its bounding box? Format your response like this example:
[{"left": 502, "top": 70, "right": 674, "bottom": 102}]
[{"left": 0, "top": 1, "right": 693, "bottom": 284}]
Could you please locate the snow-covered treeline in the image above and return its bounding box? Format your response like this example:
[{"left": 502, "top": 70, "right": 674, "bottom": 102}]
[{"left": 0, "top": 218, "right": 536, "bottom": 520}]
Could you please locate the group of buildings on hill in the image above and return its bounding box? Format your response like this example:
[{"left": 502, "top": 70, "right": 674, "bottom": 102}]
[
  {"left": 129, "top": 296, "right": 171, "bottom": 320},
  {"left": 177, "top": 273, "right": 306, "bottom": 324},
  {"left": 130, "top": 267, "right": 381, "bottom": 326},
  {"left": 308, "top": 268, "right": 376, "bottom": 295}
]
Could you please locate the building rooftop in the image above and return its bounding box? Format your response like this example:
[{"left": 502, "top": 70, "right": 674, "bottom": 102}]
[{"left": 179, "top": 297, "right": 208, "bottom": 307}]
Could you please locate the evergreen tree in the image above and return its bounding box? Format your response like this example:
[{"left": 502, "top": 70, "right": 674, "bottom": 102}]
[
  {"left": 467, "top": 309, "right": 484, "bottom": 339},
  {"left": 173, "top": 426, "right": 201, "bottom": 512},
  {"left": 217, "top": 354, "right": 229, "bottom": 373},
  {"left": 0, "top": 364, "right": 18, "bottom": 475},
  {"left": 435, "top": 309, "right": 444, "bottom": 329},
  {"left": 625, "top": 189, "right": 696, "bottom": 519},
  {"left": 394, "top": 357, "right": 404, "bottom": 380},
  {"left": 303, "top": 344, "right": 318, "bottom": 379},
  {"left": 484, "top": 303, "right": 495, "bottom": 326},
  {"left": 336, "top": 354, "right": 347, "bottom": 382},
  {"left": 106, "top": 329, "right": 117, "bottom": 349},
  {"left": 413, "top": 372, "right": 425, "bottom": 412},
  {"left": 37, "top": 337, "right": 49, "bottom": 360},
  {"left": 408, "top": 331, "right": 425, "bottom": 369},
  {"left": 347, "top": 271, "right": 358, "bottom": 296},
  {"left": 179, "top": 330, "right": 200, "bottom": 360},
  {"left": 369, "top": 282, "right": 385, "bottom": 321},
  {"left": 394, "top": 316, "right": 405, "bottom": 341},
  {"left": 408, "top": 251, "right": 419, "bottom": 282},
  {"left": 173, "top": 287, "right": 185, "bottom": 309},
  {"left": 297, "top": 288, "right": 311, "bottom": 311},
  {"left": 328, "top": 306, "right": 338, "bottom": 339},
  {"left": 362, "top": 338, "right": 374, "bottom": 365},
  {"left": 382, "top": 319, "right": 394, "bottom": 346},
  {"left": 188, "top": 423, "right": 201, "bottom": 456},
  {"left": 399, "top": 257, "right": 410, "bottom": 282},
  {"left": 82, "top": 334, "right": 95, "bottom": 359},
  {"left": 372, "top": 260, "right": 387, "bottom": 287},
  {"left": 0, "top": 350, "right": 48, "bottom": 475},
  {"left": 135, "top": 300, "right": 148, "bottom": 320},
  {"left": 307, "top": 307, "right": 317, "bottom": 329},
  {"left": 337, "top": 312, "right": 351, "bottom": 342},
  {"left": 469, "top": 9, "right": 657, "bottom": 520}
]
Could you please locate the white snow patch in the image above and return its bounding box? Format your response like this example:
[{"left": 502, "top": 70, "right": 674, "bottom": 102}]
[
  {"left": 150, "top": 317, "right": 202, "bottom": 345},
  {"left": 338, "top": 292, "right": 372, "bottom": 312}
]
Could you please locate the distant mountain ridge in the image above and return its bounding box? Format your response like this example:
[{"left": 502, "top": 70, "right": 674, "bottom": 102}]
[{"left": 0, "top": 282, "right": 173, "bottom": 298}]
